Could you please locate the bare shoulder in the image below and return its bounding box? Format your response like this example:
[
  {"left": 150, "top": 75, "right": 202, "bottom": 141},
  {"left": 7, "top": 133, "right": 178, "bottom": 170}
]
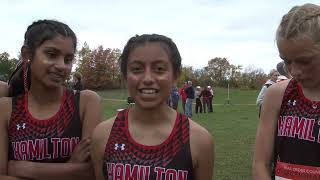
[
  {"left": 79, "top": 90, "right": 101, "bottom": 102},
  {"left": 0, "top": 97, "right": 12, "bottom": 112},
  {"left": 0, "top": 97, "right": 12, "bottom": 125},
  {"left": 92, "top": 116, "right": 116, "bottom": 144},
  {"left": 78, "top": 90, "right": 102, "bottom": 117},
  {"left": 189, "top": 119, "right": 213, "bottom": 145},
  {"left": 189, "top": 118, "right": 214, "bottom": 170},
  {"left": 266, "top": 79, "right": 290, "bottom": 99},
  {"left": 0, "top": 81, "right": 9, "bottom": 98}
]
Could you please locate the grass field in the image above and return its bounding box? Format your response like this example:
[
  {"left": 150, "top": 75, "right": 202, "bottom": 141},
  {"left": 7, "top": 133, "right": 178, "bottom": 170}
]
[{"left": 97, "top": 87, "right": 260, "bottom": 180}]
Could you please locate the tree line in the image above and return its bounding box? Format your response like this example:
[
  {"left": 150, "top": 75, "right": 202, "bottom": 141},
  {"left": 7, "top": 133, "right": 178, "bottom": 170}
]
[{"left": 0, "top": 43, "right": 268, "bottom": 90}]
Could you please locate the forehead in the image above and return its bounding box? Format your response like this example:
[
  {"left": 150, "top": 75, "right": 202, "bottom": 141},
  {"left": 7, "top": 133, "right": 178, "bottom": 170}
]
[
  {"left": 39, "top": 35, "right": 75, "bottom": 54},
  {"left": 127, "top": 42, "right": 170, "bottom": 64},
  {"left": 277, "top": 38, "right": 319, "bottom": 60}
]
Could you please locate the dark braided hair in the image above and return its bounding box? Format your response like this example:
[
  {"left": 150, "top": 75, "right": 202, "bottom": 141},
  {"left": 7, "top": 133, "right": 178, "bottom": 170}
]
[
  {"left": 119, "top": 34, "right": 182, "bottom": 79},
  {"left": 8, "top": 19, "right": 77, "bottom": 97}
]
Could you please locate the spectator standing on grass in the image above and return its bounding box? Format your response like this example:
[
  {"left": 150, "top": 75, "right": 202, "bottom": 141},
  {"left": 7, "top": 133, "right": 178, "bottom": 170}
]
[
  {"left": 185, "top": 81, "right": 195, "bottom": 117},
  {"left": 201, "top": 86, "right": 211, "bottom": 113},
  {"left": 195, "top": 86, "right": 202, "bottom": 113},
  {"left": 171, "top": 86, "right": 180, "bottom": 110},
  {"left": 208, "top": 85, "right": 214, "bottom": 112},
  {"left": 179, "top": 82, "right": 187, "bottom": 113},
  {"left": 256, "top": 69, "right": 280, "bottom": 117}
]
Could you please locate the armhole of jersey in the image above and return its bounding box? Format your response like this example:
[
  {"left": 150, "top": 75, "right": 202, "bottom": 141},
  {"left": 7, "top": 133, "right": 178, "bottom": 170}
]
[
  {"left": 183, "top": 114, "right": 194, "bottom": 171},
  {"left": 104, "top": 109, "right": 126, "bottom": 151}
]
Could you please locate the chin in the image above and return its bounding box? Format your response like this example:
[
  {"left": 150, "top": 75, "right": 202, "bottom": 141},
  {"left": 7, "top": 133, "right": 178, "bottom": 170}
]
[
  {"left": 45, "top": 81, "right": 64, "bottom": 89},
  {"left": 134, "top": 101, "right": 164, "bottom": 110}
]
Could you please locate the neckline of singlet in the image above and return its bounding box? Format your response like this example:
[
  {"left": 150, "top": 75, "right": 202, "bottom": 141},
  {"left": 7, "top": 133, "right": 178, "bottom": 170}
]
[
  {"left": 23, "top": 88, "right": 67, "bottom": 122},
  {"left": 295, "top": 79, "right": 320, "bottom": 108},
  {"left": 123, "top": 108, "right": 180, "bottom": 150}
]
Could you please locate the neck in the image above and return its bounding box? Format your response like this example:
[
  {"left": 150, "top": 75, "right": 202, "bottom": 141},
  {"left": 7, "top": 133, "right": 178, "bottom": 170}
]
[
  {"left": 28, "top": 83, "right": 64, "bottom": 105},
  {"left": 129, "top": 104, "right": 176, "bottom": 125},
  {"left": 300, "top": 82, "right": 320, "bottom": 101}
]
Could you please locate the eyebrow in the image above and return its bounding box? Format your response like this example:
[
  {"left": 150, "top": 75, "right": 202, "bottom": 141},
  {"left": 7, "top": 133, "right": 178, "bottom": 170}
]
[{"left": 43, "top": 46, "right": 74, "bottom": 56}]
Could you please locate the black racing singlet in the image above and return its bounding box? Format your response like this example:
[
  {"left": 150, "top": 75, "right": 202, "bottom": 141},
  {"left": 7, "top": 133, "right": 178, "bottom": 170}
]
[
  {"left": 274, "top": 79, "right": 320, "bottom": 179},
  {"left": 103, "top": 109, "right": 193, "bottom": 180},
  {"left": 8, "top": 88, "right": 82, "bottom": 163}
]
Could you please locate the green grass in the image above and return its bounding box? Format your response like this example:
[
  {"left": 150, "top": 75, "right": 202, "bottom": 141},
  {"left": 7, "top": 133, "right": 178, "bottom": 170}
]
[{"left": 97, "top": 87, "right": 260, "bottom": 179}]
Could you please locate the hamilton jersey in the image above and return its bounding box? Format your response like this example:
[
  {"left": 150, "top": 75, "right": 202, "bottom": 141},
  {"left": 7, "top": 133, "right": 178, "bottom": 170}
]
[
  {"left": 103, "top": 109, "right": 193, "bottom": 180},
  {"left": 8, "top": 89, "right": 82, "bottom": 163},
  {"left": 274, "top": 79, "right": 320, "bottom": 179}
]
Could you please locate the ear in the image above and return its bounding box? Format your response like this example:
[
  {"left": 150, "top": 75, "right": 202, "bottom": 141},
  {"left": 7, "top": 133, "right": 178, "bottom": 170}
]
[{"left": 20, "top": 46, "right": 31, "bottom": 61}]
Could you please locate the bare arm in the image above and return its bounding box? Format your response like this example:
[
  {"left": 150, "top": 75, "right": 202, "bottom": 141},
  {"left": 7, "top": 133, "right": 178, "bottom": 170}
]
[
  {"left": 80, "top": 90, "right": 103, "bottom": 138},
  {"left": 190, "top": 120, "right": 214, "bottom": 180},
  {"left": 8, "top": 161, "right": 92, "bottom": 180},
  {"left": 252, "top": 81, "right": 288, "bottom": 180},
  {"left": 0, "top": 98, "right": 28, "bottom": 180},
  {"left": 91, "top": 118, "right": 115, "bottom": 180}
]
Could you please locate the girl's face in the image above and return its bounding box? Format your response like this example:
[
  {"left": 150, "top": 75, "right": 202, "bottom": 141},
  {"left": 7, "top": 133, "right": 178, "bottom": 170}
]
[
  {"left": 270, "top": 71, "right": 280, "bottom": 82},
  {"left": 126, "top": 42, "right": 177, "bottom": 109},
  {"left": 29, "top": 35, "right": 75, "bottom": 89},
  {"left": 277, "top": 37, "right": 320, "bottom": 89}
]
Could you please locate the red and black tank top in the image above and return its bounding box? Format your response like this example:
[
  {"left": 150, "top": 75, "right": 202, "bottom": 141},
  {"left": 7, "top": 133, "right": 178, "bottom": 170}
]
[
  {"left": 274, "top": 79, "right": 320, "bottom": 179},
  {"left": 8, "top": 89, "right": 82, "bottom": 163},
  {"left": 103, "top": 109, "right": 193, "bottom": 180}
]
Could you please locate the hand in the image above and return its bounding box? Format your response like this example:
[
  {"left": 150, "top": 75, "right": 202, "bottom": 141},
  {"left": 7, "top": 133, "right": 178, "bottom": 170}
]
[{"left": 68, "top": 138, "right": 91, "bottom": 163}]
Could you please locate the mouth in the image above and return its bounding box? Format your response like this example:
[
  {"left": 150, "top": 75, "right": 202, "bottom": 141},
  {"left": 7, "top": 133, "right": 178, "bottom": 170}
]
[
  {"left": 48, "top": 72, "right": 65, "bottom": 81},
  {"left": 138, "top": 88, "right": 159, "bottom": 94}
]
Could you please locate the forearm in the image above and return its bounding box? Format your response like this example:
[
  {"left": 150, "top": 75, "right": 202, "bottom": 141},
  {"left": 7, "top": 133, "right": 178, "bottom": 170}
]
[
  {"left": 10, "top": 161, "right": 94, "bottom": 180},
  {"left": 252, "top": 162, "right": 272, "bottom": 180},
  {"left": 0, "top": 175, "right": 31, "bottom": 180}
]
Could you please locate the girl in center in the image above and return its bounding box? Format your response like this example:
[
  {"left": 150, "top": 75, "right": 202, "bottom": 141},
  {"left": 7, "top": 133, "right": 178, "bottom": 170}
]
[{"left": 91, "top": 34, "right": 214, "bottom": 180}]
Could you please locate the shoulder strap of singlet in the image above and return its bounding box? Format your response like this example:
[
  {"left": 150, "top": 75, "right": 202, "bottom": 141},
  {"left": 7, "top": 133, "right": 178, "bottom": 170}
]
[
  {"left": 11, "top": 94, "right": 24, "bottom": 115},
  {"left": 74, "top": 90, "right": 81, "bottom": 119}
]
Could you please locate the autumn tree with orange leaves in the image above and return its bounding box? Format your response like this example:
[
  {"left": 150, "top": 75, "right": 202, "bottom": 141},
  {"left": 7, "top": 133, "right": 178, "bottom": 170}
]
[{"left": 76, "top": 43, "right": 122, "bottom": 89}]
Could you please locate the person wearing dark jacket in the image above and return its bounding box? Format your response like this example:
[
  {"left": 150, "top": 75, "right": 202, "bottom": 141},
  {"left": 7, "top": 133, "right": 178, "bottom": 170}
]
[{"left": 72, "top": 72, "right": 83, "bottom": 90}]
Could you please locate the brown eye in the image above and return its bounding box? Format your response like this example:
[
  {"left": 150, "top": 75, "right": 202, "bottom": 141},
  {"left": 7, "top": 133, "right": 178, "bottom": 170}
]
[
  {"left": 156, "top": 67, "right": 165, "bottom": 71},
  {"left": 130, "top": 66, "right": 143, "bottom": 73},
  {"left": 64, "top": 58, "right": 73, "bottom": 64},
  {"left": 46, "top": 51, "right": 58, "bottom": 58}
]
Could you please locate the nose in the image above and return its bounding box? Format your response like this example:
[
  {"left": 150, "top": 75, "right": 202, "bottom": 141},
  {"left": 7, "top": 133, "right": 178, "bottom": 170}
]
[
  {"left": 142, "top": 68, "right": 154, "bottom": 85},
  {"left": 54, "top": 57, "right": 69, "bottom": 70}
]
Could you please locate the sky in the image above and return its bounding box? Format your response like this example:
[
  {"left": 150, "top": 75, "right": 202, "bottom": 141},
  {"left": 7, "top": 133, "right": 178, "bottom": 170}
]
[{"left": 0, "top": 0, "right": 319, "bottom": 73}]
